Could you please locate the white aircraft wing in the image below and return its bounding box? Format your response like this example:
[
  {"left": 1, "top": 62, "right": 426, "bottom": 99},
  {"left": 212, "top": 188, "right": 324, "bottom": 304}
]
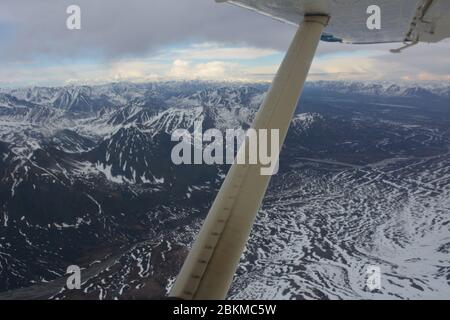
[{"left": 220, "top": 0, "right": 450, "bottom": 44}]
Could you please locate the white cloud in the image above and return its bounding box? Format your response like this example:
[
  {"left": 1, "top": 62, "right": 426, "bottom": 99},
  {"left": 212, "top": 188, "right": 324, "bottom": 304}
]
[
  {"left": 310, "top": 55, "right": 385, "bottom": 80},
  {"left": 165, "top": 43, "right": 279, "bottom": 60},
  {"left": 0, "top": 60, "right": 167, "bottom": 87},
  {"left": 168, "top": 59, "right": 239, "bottom": 80}
]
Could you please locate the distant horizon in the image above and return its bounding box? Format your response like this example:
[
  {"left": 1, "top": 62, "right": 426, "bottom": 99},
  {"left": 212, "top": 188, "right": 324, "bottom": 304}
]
[{"left": 2, "top": 78, "right": 450, "bottom": 91}]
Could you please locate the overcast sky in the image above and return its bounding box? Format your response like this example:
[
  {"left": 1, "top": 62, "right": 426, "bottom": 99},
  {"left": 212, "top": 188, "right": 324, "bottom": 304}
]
[{"left": 1, "top": 0, "right": 449, "bottom": 87}]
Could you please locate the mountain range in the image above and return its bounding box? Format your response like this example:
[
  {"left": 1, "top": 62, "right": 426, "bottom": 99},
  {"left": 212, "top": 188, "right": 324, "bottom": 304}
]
[{"left": 0, "top": 81, "right": 449, "bottom": 299}]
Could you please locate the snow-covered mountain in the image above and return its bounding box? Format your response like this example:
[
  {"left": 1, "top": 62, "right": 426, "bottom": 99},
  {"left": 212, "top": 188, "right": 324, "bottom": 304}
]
[
  {"left": 0, "top": 81, "right": 449, "bottom": 300},
  {"left": 305, "top": 81, "right": 450, "bottom": 98}
]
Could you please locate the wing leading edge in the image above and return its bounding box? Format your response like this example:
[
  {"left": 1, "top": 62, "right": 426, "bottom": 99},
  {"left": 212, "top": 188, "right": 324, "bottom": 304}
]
[{"left": 219, "top": 0, "right": 450, "bottom": 44}]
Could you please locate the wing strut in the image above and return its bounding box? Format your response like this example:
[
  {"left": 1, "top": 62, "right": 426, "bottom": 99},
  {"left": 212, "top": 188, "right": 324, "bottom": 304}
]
[{"left": 170, "top": 15, "right": 328, "bottom": 300}]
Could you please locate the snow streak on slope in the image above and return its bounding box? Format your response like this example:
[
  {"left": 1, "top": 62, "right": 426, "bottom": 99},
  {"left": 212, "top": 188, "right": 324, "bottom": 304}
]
[{"left": 229, "top": 141, "right": 450, "bottom": 299}]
